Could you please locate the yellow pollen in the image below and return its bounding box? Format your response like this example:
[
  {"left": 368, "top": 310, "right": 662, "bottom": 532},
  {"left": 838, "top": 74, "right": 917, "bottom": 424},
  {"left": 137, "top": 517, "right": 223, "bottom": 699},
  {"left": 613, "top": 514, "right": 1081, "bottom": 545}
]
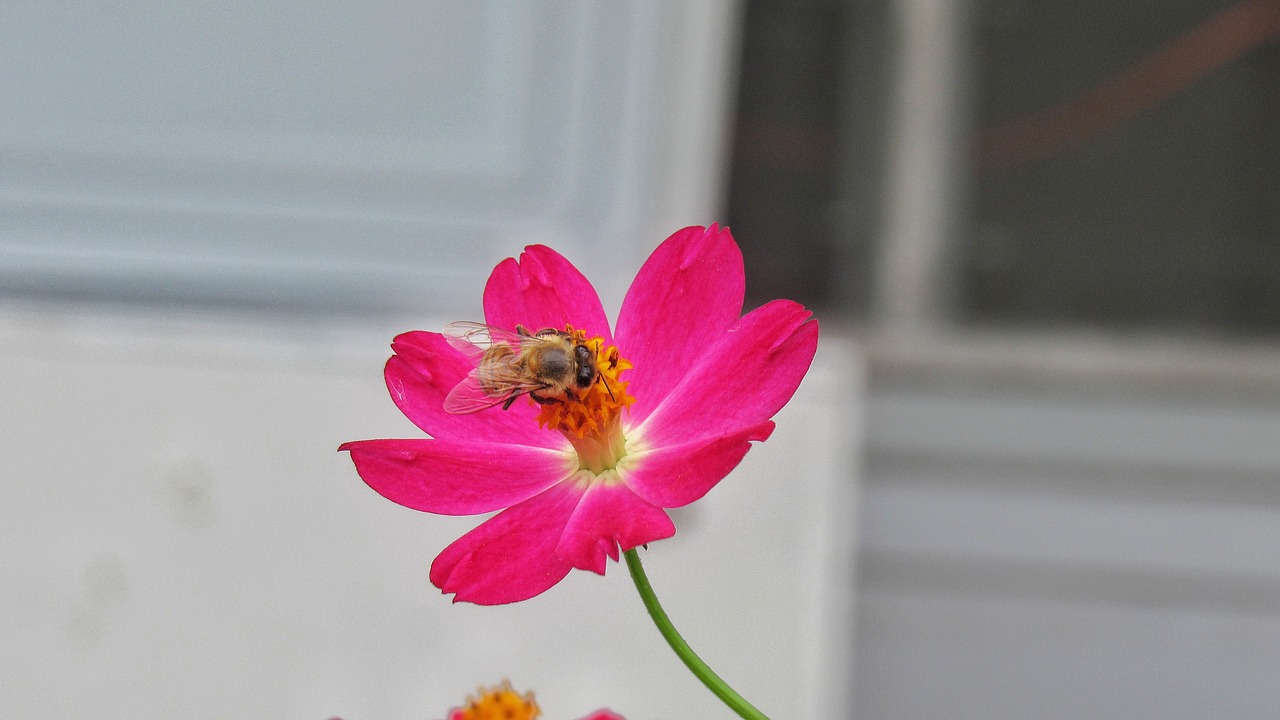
[
  {"left": 535, "top": 327, "right": 635, "bottom": 439},
  {"left": 451, "top": 681, "right": 540, "bottom": 720}
]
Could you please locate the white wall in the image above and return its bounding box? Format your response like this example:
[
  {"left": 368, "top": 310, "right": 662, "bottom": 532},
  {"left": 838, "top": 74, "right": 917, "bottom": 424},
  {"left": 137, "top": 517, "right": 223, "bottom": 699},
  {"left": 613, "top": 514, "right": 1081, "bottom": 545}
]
[
  {"left": 0, "top": 302, "right": 860, "bottom": 719},
  {"left": 0, "top": 3, "right": 863, "bottom": 717}
]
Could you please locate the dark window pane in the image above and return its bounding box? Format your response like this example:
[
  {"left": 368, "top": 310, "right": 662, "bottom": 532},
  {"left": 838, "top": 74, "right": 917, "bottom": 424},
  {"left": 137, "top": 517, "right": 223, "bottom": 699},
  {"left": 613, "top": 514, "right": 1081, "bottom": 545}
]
[
  {"left": 727, "top": 0, "right": 849, "bottom": 312},
  {"left": 964, "top": 0, "right": 1280, "bottom": 335}
]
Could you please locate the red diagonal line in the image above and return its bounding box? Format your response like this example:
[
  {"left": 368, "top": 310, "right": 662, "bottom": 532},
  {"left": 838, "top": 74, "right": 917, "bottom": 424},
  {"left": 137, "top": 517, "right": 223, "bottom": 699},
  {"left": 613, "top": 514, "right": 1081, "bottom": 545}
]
[{"left": 977, "top": 0, "right": 1280, "bottom": 172}]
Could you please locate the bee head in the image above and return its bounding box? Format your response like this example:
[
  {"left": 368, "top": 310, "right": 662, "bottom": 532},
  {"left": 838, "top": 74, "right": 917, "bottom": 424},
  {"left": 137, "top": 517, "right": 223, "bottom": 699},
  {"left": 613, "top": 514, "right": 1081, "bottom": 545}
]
[{"left": 573, "top": 344, "right": 595, "bottom": 388}]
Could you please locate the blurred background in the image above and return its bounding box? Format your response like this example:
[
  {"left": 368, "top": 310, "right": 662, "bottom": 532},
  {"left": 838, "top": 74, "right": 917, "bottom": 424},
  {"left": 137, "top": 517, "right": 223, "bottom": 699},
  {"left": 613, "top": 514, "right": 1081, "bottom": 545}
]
[{"left": 3, "top": 1, "right": 1280, "bottom": 718}]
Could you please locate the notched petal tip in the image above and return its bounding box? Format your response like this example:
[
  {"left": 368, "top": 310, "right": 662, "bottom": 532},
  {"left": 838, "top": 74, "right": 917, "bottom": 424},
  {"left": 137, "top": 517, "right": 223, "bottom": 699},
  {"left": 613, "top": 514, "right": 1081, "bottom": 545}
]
[
  {"left": 752, "top": 299, "right": 819, "bottom": 355},
  {"left": 345, "top": 438, "right": 570, "bottom": 516},
  {"left": 427, "top": 483, "right": 583, "bottom": 604},
  {"left": 381, "top": 331, "right": 562, "bottom": 448},
  {"left": 483, "top": 244, "right": 612, "bottom": 343},
  {"left": 621, "top": 420, "right": 775, "bottom": 508},
  {"left": 555, "top": 482, "right": 675, "bottom": 573},
  {"left": 614, "top": 223, "right": 747, "bottom": 420},
  {"left": 635, "top": 296, "right": 817, "bottom": 452},
  {"left": 518, "top": 245, "right": 557, "bottom": 284}
]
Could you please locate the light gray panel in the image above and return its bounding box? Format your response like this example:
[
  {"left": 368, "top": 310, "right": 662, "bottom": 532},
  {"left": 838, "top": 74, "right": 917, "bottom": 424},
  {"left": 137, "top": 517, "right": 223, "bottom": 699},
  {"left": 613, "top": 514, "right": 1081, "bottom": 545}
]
[
  {"left": 863, "top": 483, "right": 1280, "bottom": 578},
  {"left": 0, "top": 1, "right": 684, "bottom": 312},
  {"left": 857, "top": 386, "right": 1280, "bottom": 719},
  {"left": 857, "top": 592, "right": 1280, "bottom": 720},
  {"left": 867, "top": 389, "right": 1280, "bottom": 472}
]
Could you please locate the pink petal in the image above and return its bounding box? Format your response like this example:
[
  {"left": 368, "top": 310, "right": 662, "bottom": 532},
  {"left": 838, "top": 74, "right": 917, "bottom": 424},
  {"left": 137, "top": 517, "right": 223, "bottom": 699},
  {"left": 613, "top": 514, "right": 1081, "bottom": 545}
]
[
  {"left": 555, "top": 479, "right": 675, "bottom": 574},
  {"left": 483, "top": 245, "right": 613, "bottom": 342},
  {"left": 613, "top": 225, "right": 745, "bottom": 422},
  {"left": 578, "top": 712, "right": 626, "bottom": 720},
  {"left": 635, "top": 299, "right": 819, "bottom": 449},
  {"left": 340, "top": 438, "right": 572, "bottom": 515},
  {"left": 429, "top": 480, "right": 584, "bottom": 604},
  {"left": 383, "top": 331, "right": 564, "bottom": 449},
  {"left": 619, "top": 421, "right": 775, "bottom": 508}
]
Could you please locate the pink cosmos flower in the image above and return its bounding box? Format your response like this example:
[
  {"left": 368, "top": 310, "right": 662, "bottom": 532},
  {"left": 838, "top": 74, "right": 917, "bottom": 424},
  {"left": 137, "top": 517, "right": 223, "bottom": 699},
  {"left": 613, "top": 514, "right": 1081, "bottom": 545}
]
[
  {"left": 441, "top": 681, "right": 623, "bottom": 720},
  {"left": 341, "top": 225, "right": 818, "bottom": 605},
  {"left": 329, "top": 681, "right": 623, "bottom": 720}
]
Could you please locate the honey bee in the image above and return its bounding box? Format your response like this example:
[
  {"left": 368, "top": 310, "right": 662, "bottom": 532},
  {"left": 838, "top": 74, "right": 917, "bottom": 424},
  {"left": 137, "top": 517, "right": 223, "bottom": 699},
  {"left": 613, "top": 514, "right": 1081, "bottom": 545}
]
[{"left": 442, "top": 321, "right": 608, "bottom": 414}]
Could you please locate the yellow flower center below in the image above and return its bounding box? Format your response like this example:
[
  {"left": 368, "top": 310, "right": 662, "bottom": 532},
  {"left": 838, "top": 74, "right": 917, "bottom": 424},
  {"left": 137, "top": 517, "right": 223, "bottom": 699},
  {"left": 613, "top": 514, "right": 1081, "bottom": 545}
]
[
  {"left": 534, "top": 327, "right": 634, "bottom": 474},
  {"left": 451, "top": 682, "right": 540, "bottom": 720}
]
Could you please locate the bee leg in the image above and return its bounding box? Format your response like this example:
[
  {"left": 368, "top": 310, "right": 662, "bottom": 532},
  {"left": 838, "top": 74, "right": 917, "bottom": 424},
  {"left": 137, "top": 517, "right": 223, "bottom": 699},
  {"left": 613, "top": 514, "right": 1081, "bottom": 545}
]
[
  {"left": 598, "top": 373, "right": 616, "bottom": 401},
  {"left": 515, "top": 324, "right": 533, "bottom": 338},
  {"left": 502, "top": 395, "right": 519, "bottom": 410}
]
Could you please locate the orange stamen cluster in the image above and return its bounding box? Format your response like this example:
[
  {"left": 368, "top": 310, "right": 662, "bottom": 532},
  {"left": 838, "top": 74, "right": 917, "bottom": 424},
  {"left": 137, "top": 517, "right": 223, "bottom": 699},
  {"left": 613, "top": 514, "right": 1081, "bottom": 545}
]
[
  {"left": 448, "top": 681, "right": 540, "bottom": 720},
  {"left": 536, "top": 327, "right": 635, "bottom": 439}
]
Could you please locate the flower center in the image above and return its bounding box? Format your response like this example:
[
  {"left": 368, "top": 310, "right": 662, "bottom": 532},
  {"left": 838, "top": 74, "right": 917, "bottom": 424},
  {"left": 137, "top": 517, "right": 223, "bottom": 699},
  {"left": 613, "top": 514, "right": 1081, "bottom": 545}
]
[
  {"left": 449, "top": 682, "right": 540, "bottom": 720},
  {"left": 533, "top": 326, "right": 634, "bottom": 474}
]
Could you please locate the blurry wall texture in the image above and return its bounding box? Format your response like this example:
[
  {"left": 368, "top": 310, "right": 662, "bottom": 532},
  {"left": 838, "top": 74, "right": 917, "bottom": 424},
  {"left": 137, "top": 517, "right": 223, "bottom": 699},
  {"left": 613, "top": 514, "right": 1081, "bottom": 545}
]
[{"left": 0, "top": 2, "right": 860, "bottom": 718}]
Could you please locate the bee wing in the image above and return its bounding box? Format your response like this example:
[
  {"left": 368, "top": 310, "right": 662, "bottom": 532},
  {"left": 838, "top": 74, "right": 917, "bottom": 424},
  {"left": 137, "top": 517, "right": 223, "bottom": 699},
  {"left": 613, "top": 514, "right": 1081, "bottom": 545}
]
[
  {"left": 443, "top": 321, "right": 529, "bottom": 359},
  {"left": 443, "top": 374, "right": 517, "bottom": 413},
  {"left": 442, "top": 360, "right": 546, "bottom": 415}
]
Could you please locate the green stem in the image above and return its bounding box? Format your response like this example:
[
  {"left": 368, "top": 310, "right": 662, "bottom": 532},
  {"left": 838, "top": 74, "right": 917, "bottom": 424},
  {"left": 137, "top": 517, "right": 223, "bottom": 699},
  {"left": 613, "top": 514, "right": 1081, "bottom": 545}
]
[{"left": 623, "top": 548, "right": 771, "bottom": 720}]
